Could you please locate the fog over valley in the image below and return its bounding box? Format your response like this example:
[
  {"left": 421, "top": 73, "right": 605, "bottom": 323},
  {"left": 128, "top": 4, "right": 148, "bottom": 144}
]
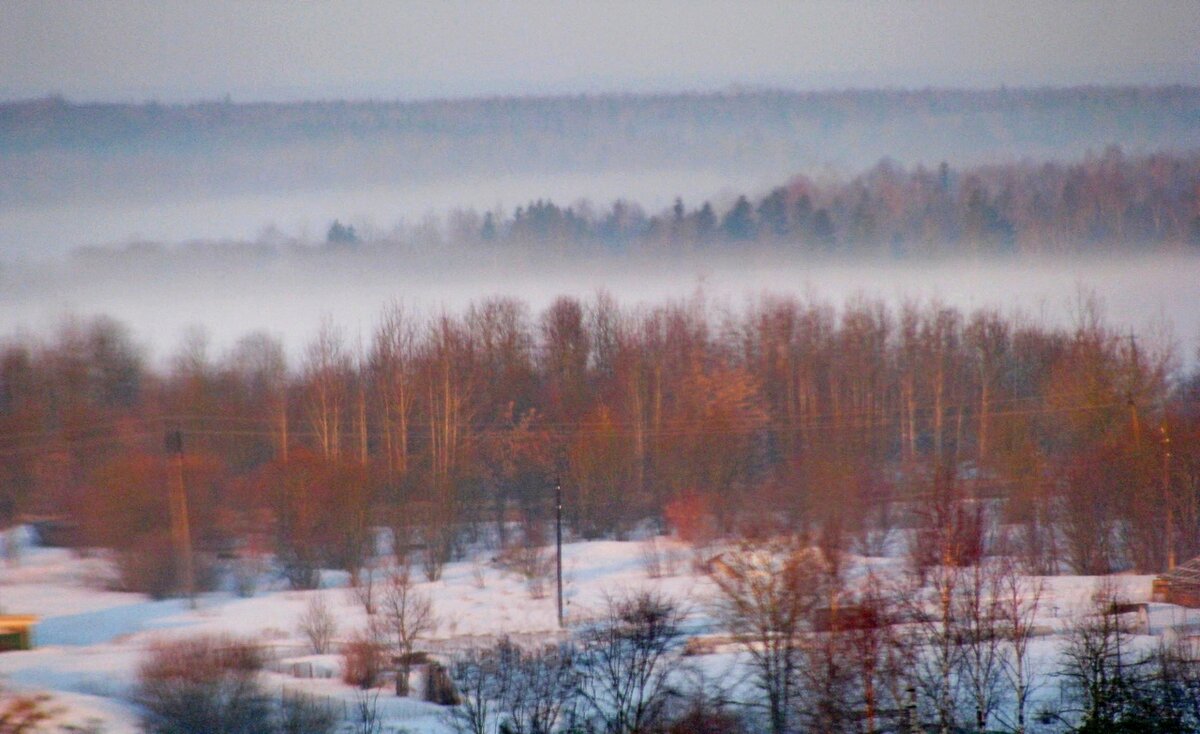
[
  {"left": 4, "top": 87, "right": 1199, "bottom": 259},
  {"left": 3, "top": 247, "right": 1196, "bottom": 367},
  {"left": 6, "top": 6, "right": 1200, "bottom": 734},
  {"left": 0, "top": 168, "right": 772, "bottom": 260}
]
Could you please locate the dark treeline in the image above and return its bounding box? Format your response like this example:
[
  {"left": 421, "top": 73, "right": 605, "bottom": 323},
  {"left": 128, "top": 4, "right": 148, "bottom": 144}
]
[
  {"left": 4, "top": 85, "right": 1199, "bottom": 206},
  {"left": 9, "top": 87, "right": 1198, "bottom": 155},
  {"left": 1, "top": 293, "right": 1198, "bottom": 588},
  {"left": 479, "top": 148, "right": 1200, "bottom": 254}
]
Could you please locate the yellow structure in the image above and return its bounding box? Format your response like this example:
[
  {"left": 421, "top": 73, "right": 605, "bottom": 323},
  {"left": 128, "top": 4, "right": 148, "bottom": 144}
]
[{"left": 0, "top": 615, "right": 37, "bottom": 651}]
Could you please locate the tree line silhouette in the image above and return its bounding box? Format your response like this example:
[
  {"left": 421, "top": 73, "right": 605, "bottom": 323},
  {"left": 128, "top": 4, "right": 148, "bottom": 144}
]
[
  {"left": 4, "top": 85, "right": 1199, "bottom": 207},
  {"left": 479, "top": 148, "right": 1200, "bottom": 254}
]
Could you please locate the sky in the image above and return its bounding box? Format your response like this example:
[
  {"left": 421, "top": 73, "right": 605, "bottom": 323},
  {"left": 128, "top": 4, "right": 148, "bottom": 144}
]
[{"left": 2, "top": 0, "right": 1198, "bottom": 103}]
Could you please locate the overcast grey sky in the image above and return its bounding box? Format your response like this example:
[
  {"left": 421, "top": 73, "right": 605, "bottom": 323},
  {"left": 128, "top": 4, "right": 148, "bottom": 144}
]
[{"left": 2, "top": 0, "right": 1198, "bottom": 102}]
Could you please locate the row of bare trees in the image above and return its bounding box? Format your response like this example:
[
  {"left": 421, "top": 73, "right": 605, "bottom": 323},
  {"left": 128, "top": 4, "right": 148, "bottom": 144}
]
[
  {"left": 706, "top": 523, "right": 1200, "bottom": 734},
  {"left": 437, "top": 539, "right": 1200, "bottom": 734},
  {"left": 710, "top": 530, "right": 1047, "bottom": 734},
  {"left": 0, "top": 292, "right": 1198, "bottom": 585}
]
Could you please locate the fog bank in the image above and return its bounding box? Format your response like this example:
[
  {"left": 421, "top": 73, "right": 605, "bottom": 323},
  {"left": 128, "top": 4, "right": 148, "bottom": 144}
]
[{"left": 2, "top": 249, "right": 1196, "bottom": 368}]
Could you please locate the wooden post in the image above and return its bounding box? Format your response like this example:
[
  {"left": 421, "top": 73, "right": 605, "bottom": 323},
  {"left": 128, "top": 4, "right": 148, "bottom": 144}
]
[{"left": 556, "top": 478, "right": 564, "bottom": 628}]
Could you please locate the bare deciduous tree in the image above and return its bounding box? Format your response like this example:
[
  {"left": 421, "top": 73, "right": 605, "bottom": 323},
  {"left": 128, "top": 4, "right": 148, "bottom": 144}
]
[
  {"left": 955, "top": 561, "right": 1006, "bottom": 734},
  {"left": 381, "top": 568, "right": 436, "bottom": 696},
  {"left": 351, "top": 688, "right": 381, "bottom": 734},
  {"left": 1152, "top": 636, "right": 1200, "bottom": 732},
  {"left": 447, "top": 645, "right": 505, "bottom": 734},
  {"left": 904, "top": 563, "right": 963, "bottom": 734},
  {"left": 996, "top": 558, "right": 1044, "bottom": 734},
  {"left": 350, "top": 559, "right": 380, "bottom": 616},
  {"left": 840, "top": 571, "right": 916, "bottom": 734},
  {"left": 498, "top": 519, "right": 555, "bottom": 599},
  {"left": 447, "top": 637, "right": 581, "bottom": 734},
  {"left": 1056, "top": 578, "right": 1152, "bottom": 731},
  {"left": 577, "top": 590, "right": 685, "bottom": 734},
  {"left": 710, "top": 536, "right": 824, "bottom": 734},
  {"left": 297, "top": 592, "right": 338, "bottom": 655},
  {"left": 503, "top": 640, "right": 579, "bottom": 734}
]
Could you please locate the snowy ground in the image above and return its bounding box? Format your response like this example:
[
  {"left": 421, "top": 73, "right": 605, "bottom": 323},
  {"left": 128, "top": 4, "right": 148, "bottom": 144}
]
[
  {"left": 0, "top": 528, "right": 1194, "bottom": 733},
  {"left": 0, "top": 531, "right": 712, "bottom": 732}
]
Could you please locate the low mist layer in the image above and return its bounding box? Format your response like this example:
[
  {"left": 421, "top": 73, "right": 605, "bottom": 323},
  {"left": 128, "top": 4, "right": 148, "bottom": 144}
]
[
  {"left": 4, "top": 87, "right": 1199, "bottom": 258},
  {"left": 2, "top": 249, "right": 1196, "bottom": 366}
]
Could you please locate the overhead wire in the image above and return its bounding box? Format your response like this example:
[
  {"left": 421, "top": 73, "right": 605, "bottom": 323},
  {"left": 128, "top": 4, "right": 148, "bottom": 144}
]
[{"left": 0, "top": 398, "right": 1187, "bottom": 457}]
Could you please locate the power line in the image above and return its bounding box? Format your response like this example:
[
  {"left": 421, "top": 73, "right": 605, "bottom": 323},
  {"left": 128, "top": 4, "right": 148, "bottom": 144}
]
[{"left": 1, "top": 398, "right": 1196, "bottom": 456}]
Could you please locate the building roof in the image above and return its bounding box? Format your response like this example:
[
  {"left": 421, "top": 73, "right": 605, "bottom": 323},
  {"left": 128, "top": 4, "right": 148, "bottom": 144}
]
[{"left": 0, "top": 615, "right": 37, "bottom": 633}]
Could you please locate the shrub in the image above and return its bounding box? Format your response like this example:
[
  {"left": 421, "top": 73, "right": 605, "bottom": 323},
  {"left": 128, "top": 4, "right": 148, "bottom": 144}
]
[
  {"left": 277, "top": 545, "right": 321, "bottom": 591},
  {"left": 276, "top": 691, "right": 336, "bottom": 734},
  {"left": 342, "top": 626, "right": 387, "bottom": 689},
  {"left": 0, "top": 687, "right": 57, "bottom": 733},
  {"left": 117, "top": 532, "right": 176, "bottom": 599},
  {"left": 231, "top": 552, "right": 266, "bottom": 598},
  {"left": 667, "top": 706, "right": 748, "bottom": 734},
  {"left": 297, "top": 593, "right": 338, "bottom": 655},
  {"left": 640, "top": 537, "right": 684, "bottom": 579},
  {"left": 664, "top": 491, "right": 716, "bottom": 545},
  {"left": 497, "top": 527, "right": 554, "bottom": 599},
  {"left": 116, "top": 533, "right": 218, "bottom": 600},
  {"left": 425, "top": 660, "right": 459, "bottom": 706},
  {"left": 135, "top": 635, "right": 271, "bottom": 734}
]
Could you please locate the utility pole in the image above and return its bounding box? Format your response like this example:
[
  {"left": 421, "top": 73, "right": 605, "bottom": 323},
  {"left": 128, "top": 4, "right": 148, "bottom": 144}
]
[
  {"left": 165, "top": 426, "right": 196, "bottom": 607},
  {"left": 1163, "top": 424, "right": 1175, "bottom": 571},
  {"left": 555, "top": 477, "right": 564, "bottom": 628}
]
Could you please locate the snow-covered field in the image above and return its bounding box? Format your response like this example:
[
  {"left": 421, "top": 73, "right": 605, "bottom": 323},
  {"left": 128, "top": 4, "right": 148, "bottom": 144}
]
[
  {"left": 0, "top": 527, "right": 1192, "bottom": 733},
  {"left": 0, "top": 531, "right": 710, "bottom": 732}
]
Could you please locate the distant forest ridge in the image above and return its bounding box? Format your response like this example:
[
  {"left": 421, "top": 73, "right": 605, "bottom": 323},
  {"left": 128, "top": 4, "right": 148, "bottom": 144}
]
[
  {"left": 2, "top": 85, "right": 1199, "bottom": 207},
  {"left": 467, "top": 147, "right": 1200, "bottom": 254}
]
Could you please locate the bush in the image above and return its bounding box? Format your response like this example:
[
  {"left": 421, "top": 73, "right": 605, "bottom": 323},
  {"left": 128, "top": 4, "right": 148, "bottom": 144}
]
[
  {"left": 231, "top": 552, "right": 266, "bottom": 598},
  {"left": 497, "top": 528, "right": 554, "bottom": 599},
  {"left": 0, "top": 687, "right": 57, "bottom": 733},
  {"left": 640, "top": 537, "right": 685, "bottom": 579},
  {"left": 116, "top": 532, "right": 217, "bottom": 600},
  {"left": 667, "top": 706, "right": 747, "bottom": 734},
  {"left": 665, "top": 671, "right": 747, "bottom": 734},
  {"left": 297, "top": 593, "right": 338, "bottom": 655},
  {"left": 117, "top": 532, "right": 176, "bottom": 599},
  {"left": 664, "top": 491, "right": 716, "bottom": 545},
  {"left": 135, "top": 635, "right": 271, "bottom": 734},
  {"left": 277, "top": 545, "right": 321, "bottom": 591},
  {"left": 576, "top": 591, "right": 686, "bottom": 734},
  {"left": 425, "top": 660, "right": 459, "bottom": 706},
  {"left": 342, "top": 627, "right": 387, "bottom": 689},
  {"left": 276, "top": 691, "right": 336, "bottom": 734}
]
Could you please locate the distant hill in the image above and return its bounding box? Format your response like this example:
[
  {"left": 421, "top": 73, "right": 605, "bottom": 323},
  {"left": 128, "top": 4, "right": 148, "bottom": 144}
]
[{"left": 2, "top": 86, "right": 1199, "bottom": 207}]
